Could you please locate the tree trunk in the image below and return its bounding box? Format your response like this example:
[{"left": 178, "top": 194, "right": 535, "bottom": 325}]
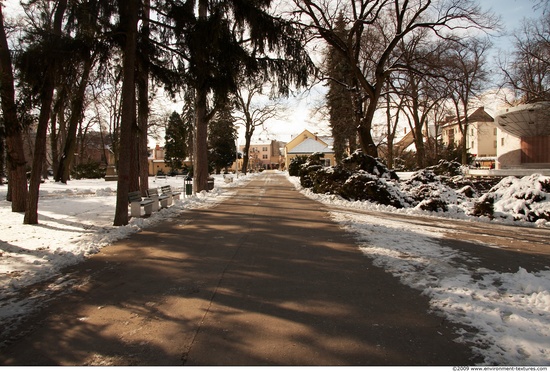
[
  {"left": 24, "top": 0, "right": 67, "bottom": 224},
  {"left": 24, "top": 76, "right": 56, "bottom": 224},
  {"left": 0, "top": 6, "right": 27, "bottom": 211},
  {"left": 129, "top": 121, "right": 139, "bottom": 192},
  {"left": 194, "top": 86, "right": 209, "bottom": 192},
  {"left": 352, "top": 87, "right": 378, "bottom": 158},
  {"left": 460, "top": 123, "right": 469, "bottom": 165},
  {"left": 414, "top": 123, "right": 426, "bottom": 168},
  {"left": 358, "top": 100, "right": 378, "bottom": 158},
  {"left": 137, "top": 80, "right": 149, "bottom": 195},
  {"left": 385, "top": 95, "right": 394, "bottom": 169},
  {"left": 50, "top": 95, "right": 64, "bottom": 179},
  {"left": 137, "top": 0, "right": 151, "bottom": 196},
  {"left": 55, "top": 52, "right": 93, "bottom": 183},
  {"left": 241, "top": 127, "right": 253, "bottom": 174},
  {"left": 193, "top": 0, "right": 209, "bottom": 193},
  {"left": 113, "top": 0, "right": 139, "bottom": 226}
]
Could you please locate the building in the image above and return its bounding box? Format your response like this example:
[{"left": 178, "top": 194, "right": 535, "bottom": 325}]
[
  {"left": 148, "top": 144, "right": 191, "bottom": 176},
  {"left": 240, "top": 139, "right": 284, "bottom": 171},
  {"left": 494, "top": 102, "right": 550, "bottom": 169},
  {"left": 284, "top": 129, "right": 335, "bottom": 169},
  {"left": 149, "top": 145, "right": 168, "bottom": 176},
  {"left": 440, "top": 107, "right": 497, "bottom": 167}
]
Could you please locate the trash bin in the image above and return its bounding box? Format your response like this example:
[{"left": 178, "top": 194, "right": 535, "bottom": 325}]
[
  {"left": 207, "top": 177, "right": 214, "bottom": 191},
  {"left": 185, "top": 176, "right": 193, "bottom": 196}
]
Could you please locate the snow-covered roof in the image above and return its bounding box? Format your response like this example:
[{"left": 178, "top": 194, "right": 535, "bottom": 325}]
[{"left": 287, "top": 138, "right": 333, "bottom": 154}]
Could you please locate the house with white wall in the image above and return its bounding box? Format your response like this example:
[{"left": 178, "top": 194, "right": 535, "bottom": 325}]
[{"left": 284, "top": 129, "right": 335, "bottom": 170}]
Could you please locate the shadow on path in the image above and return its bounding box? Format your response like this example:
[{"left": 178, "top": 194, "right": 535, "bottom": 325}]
[{"left": 0, "top": 173, "right": 480, "bottom": 366}]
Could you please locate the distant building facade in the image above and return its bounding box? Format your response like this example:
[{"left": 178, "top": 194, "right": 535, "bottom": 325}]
[
  {"left": 495, "top": 102, "right": 550, "bottom": 169},
  {"left": 440, "top": 107, "right": 497, "bottom": 167},
  {"left": 240, "top": 139, "right": 284, "bottom": 171},
  {"left": 284, "top": 129, "right": 335, "bottom": 169}
]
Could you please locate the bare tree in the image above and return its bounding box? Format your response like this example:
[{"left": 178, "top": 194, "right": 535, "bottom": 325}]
[
  {"left": 443, "top": 37, "right": 492, "bottom": 165},
  {"left": 55, "top": 50, "right": 95, "bottom": 183},
  {"left": 291, "top": 0, "right": 498, "bottom": 158},
  {"left": 381, "top": 80, "right": 404, "bottom": 169},
  {"left": 500, "top": 13, "right": 550, "bottom": 104},
  {"left": 394, "top": 36, "right": 451, "bottom": 168},
  {"left": 234, "top": 80, "right": 283, "bottom": 174}
]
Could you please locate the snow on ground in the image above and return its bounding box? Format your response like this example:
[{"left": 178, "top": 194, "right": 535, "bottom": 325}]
[
  {"left": 1, "top": 170, "right": 549, "bottom": 365},
  {"left": 286, "top": 174, "right": 550, "bottom": 366},
  {"left": 0, "top": 172, "right": 256, "bottom": 341}
]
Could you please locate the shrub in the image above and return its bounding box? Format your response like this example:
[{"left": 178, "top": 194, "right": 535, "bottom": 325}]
[
  {"left": 310, "top": 166, "right": 351, "bottom": 195},
  {"left": 425, "top": 159, "right": 463, "bottom": 176},
  {"left": 342, "top": 150, "right": 398, "bottom": 180},
  {"left": 288, "top": 155, "right": 308, "bottom": 177},
  {"left": 71, "top": 162, "right": 106, "bottom": 179},
  {"left": 473, "top": 195, "right": 495, "bottom": 219},
  {"left": 340, "top": 172, "right": 406, "bottom": 208}
]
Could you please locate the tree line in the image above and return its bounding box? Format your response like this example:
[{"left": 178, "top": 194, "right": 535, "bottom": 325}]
[
  {"left": 0, "top": 0, "right": 548, "bottom": 226},
  {"left": 322, "top": 0, "right": 549, "bottom": 169},
  {"left": 0, "top": 0, "right": 313, "bottom": 226}
]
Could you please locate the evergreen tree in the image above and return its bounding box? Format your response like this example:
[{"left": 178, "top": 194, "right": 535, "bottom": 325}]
[
  {"left": 164, "top": 111, "right": 189, "bottom": 171},
  {"left": 208, "top": 101, "right": 237, "bottom": 174},
  {"left": 161, "top": 0, "right": 314, "bottom": 192}
]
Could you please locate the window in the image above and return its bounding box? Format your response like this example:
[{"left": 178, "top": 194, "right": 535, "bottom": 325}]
[
  {"left": 262, "top": 147, "right": 268, "bottom": 152},
  {"left": 471, "top": 129, "right": 474, "bottom": 136},
  {"left": 262, "top": 154, "right": 268, "bottom": 159},
  {"left": 494, "top": 128, "right": 498, "bottom": 135},
  {"left": 323, "top": 159, "right": 331, "bottom": 167},
  {"left": 501, "top": 138, "right": 505, "bottom": 146},
  {"left": 471, "top": 141, "right": 474, "bottom": 149},
  {"left": 494, "top": 140, "right": 497, "bottom": 148}
]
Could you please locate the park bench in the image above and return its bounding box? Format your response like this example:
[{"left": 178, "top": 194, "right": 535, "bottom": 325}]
[
  {"left": 146, "top": 187, "right": 169, "bottom": 211},
  {"left": 160, "top": 185, "right": 181, "bottom": 205},
  {"left": 128, "top": 191, "right": 154, "bottom": 217}
]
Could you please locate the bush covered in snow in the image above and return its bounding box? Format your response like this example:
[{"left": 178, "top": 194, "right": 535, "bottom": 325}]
[
  {"left": 296, "top": 153, "right": 550, "bottom": 224},
  {"left": 473, "top": 174, "right": 550, "bottom": 223},
  {"left": 425, "top": 159, "right": 464, "bottom": 176},
  {"left": 341, "top": 172, "right": 409, "bottom": 208},
  {"left": 342, "top": 150, "right": 399, "bottom": 180},
  {"left": 298, "top": 152, "right": 325, "bottom": 188},
  {"left": 297, "top": 151, "right": 408, "bottom": 207},
  {"left": 288, "top": 155, "right": 308, "bottom": 177}
]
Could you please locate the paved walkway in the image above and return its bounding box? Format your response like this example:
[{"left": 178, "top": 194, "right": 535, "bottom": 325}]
[{"left": 0, "top": 173, "right": 477, "bottom": 365}]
